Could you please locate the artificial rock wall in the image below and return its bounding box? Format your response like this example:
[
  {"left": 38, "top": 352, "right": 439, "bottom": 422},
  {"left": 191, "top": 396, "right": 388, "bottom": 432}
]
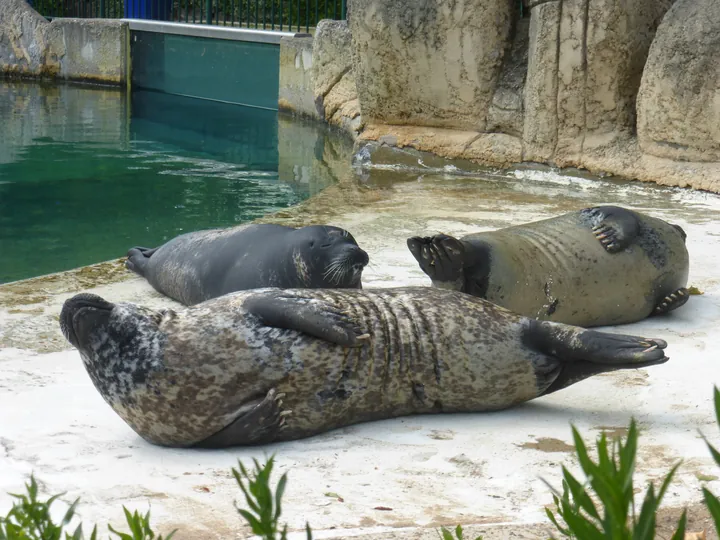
[
  {"left": 287, "top": 0, "right": 720, "bottom": 192},
  {"left": 0, "top": 0, "right": 128, "bottom": 85}
]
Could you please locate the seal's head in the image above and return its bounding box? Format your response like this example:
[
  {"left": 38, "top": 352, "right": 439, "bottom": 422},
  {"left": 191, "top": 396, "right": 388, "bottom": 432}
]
[
  {"left": 60, "top": 293, "right": 168, "bottom": 407},
  {"left": 291, "top": 225, "right": 369, "bottom": 289}
]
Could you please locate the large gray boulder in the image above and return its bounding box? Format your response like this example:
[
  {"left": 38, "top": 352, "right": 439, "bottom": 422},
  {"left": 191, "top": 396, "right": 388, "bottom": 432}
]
[
  {"left": 523, "top": 0, "right": 673, "bottom": 163},
  {"left": 347, "top": 0, "right": 513, "bottom": 131},
  {"left": 637, "top": 0, "right": 720, "bottom": 162}
]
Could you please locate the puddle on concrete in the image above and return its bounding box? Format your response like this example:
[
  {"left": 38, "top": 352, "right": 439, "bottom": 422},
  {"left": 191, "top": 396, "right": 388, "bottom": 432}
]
[{"left": 517, "top": 437, "right": 575, "bottom": 453}]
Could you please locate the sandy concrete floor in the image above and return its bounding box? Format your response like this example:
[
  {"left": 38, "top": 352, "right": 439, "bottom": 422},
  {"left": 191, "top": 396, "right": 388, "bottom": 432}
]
[{"left": 2, "top": 162, "right": 720, "bottom": 538}]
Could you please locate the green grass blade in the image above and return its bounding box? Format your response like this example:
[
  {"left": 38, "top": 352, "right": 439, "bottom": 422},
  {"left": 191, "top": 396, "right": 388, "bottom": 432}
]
[
  {"left": 571, "top": 427, "right": 623, "bottom": 528},
  {"left": 557, "top": 498, "right": 605, "bottom": 540},
  {"left": 544, "top": 507, "right": 571, "bottom": 537},
  {"left": 632, "top": 484, "right": 658, "bottom": 540},
  {"left": 237, "top": 509, "right": 264, "bottom": 535},
  {"left": 657, "top": 462, "right": 682, "bottom": 504},
  {"left": 274, "top": 472, "right": 288, "bottom": 522},
  {"left": 439, "top": 528, "right": 454, "bottom": 540},
  {"left": 702, "top": 487, "right": 720, "bottom": 535},
  {"left": 669, "top": 509, "right": 687, "bottom": 540},
  {"left": 705, "top": 437, "right": 720, "bottom": 469},
  {"left": 561, "top": 467, "right": 600, "bottom": 521}
]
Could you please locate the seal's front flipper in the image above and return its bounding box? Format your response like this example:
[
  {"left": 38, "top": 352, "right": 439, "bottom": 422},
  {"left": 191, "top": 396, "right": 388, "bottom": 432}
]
[
  {"left": 193, "top": 388, "right": 289, "bottom": 448},
  {"left": 244, "top": 293, "right": 368, "bottom": 347},
  {"left": 406, "top": 234, "right": 466, "bottom": 287},
  {"left": 581, "top": 206, "right": 639, "bottom": 254},
  {"left": 653, "top": 288, "right": 690, "bottom": 316},
  {"left": 125, "top": 246, "right": 158, "bottom": 277}
]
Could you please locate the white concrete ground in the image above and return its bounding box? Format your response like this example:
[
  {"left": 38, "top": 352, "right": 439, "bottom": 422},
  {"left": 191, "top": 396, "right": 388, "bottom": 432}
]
[{"left": 2, "top": 165, "right": 720, "bottom": 538}]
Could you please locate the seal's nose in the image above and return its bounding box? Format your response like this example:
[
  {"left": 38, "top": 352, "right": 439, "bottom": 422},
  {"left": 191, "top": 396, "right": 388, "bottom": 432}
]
[{"left": 352, "top": 246, "right": 370, "bottom": 267}]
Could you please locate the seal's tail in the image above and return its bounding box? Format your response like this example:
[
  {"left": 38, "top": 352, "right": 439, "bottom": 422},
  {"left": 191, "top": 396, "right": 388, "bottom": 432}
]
[
  {"left": 523, "top": 319, "right": 669, "bottom": 395},
  {"left": 125, "top": 246, "right": 157, "bottom": 277}
]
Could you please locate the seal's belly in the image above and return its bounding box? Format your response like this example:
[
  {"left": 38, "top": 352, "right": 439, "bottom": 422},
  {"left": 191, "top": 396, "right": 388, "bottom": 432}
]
[
  {"left": 266, "top": 300, "right": 545, "bottom": 441},
  {"left": 480, "top": 221, "right": 667, "bottom": 327}
]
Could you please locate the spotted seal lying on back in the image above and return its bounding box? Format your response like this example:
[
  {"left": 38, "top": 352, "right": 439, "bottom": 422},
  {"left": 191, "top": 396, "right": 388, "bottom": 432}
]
[
  {"left": 59, "top": 286, "right": 668, "bottom": 448},
  {"left": 407, "top": 205, "right": 690, "bottom": 327},
  {"left": 126, "top": 224, "right": 369, "bottom": 306}
]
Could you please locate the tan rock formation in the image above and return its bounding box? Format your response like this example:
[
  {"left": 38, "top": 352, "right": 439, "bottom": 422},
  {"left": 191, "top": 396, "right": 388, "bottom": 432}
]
[
  {"left": 347, "top": 0, "right": 514, "bottom": 131},
  {"left": 338, "top": 0, "right": 720, "bottom": 192},
  {"left": 486, "top": 17, "right": 529, "bottom": 138},
  {"left": 523, "top": 0, "right": 673, "bottom": 164},
  {"left": 1, "top": 0, "right": 127, "bottom": 84},
  {"left": 0, "top": 0, "right": 63, "bottom": 77},
  {"left": 637, "top": 0, "right": 720, "bottom": 163},
  {"left": 312, "top": 20, "right": 362, "bottom": 136}
]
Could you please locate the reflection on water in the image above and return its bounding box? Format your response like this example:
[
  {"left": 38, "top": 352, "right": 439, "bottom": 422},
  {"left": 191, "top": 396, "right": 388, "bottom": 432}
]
[{"left": 0, "top": 83, "right": 348, "bottom": 284}]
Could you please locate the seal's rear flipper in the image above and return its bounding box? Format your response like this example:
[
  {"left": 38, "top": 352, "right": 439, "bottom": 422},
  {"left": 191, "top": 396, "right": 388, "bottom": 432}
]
[
  {"left": 244, "top": 293, "right": 369, "bottom": 348},
  {"left": 524, "top": 319, "right": 668, "bottom": 364},
  {"left": 193, "top": 388, "right": 289, "bottom": 448},
  {"left": 524, "top": 319, "right": 668, "bottom": 395},
  {"left": 539, "top": 357, "right": 668, "bottom": 396},
  {"left": 406, "top": 234, "right": 466, "bottom": 286},
  {"left": 581, "top": 206, "right": 639, "bottom": 254},
  {"left": 125, "top": 247, "right": 158, "bottom": 277},
  {"left": 653, "top": 287, "right": 690, "bottom": 316}
]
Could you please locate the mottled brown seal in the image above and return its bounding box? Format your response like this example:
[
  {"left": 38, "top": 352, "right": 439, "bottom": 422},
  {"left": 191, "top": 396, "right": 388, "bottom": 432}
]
[
  {"left": 59, "top": 287, "right": 669, "bottom": 448},
  {"left": 407, "top": 206, "right": 690, "bottom": 327},
  {"left": 126, "top": 224, "right": 369, "bottom": 306}
]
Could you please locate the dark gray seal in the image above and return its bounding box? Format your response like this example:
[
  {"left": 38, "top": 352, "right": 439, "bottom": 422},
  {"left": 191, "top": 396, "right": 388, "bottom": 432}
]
[
  {"left": 407, "top": 205, "right": 690, "bottom": 327},
  {"left": 59, "top": 286, "right": 668, "bottom": 448},
  {"left": 126, "top": 224, "right": 369, "bottom": 306}
]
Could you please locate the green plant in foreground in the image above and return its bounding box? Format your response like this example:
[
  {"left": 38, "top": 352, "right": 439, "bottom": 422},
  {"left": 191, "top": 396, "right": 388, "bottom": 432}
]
[
  {"left": 231, "top": 456, "right": 483, "bottom": 540},
  {"left": 0, "top": 474, "right": 92, "bottom": 540},
  {"left": 0, "top": 474, "right": 174, "bottom": 540},
  {"left": 232, "top": 455, "right": 312, "bottom": 540},
  {"left": 439, "top": 524, "right": 482, "bottom": 540},
  {"left": 107, "top": 508, "right": 176, "bottom": 540},
  {"left": 543, "top": 419, "right": 687, "bottom": 539},
  {"left": 699, "top": 386, "right": 720, "bottom": 535}
]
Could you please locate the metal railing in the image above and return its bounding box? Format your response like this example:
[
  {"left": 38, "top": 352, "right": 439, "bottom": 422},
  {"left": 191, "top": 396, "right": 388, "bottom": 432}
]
[
  {"left": 30, "top": 0, "right": 124, "bottom": 19},
  {"left": 29, "top": 0, "right": 347, "bottom": 32}
]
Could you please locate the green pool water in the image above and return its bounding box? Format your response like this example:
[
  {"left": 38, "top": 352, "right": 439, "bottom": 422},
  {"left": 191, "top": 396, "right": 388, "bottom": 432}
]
[{"left": 0, "top": 82, "right": 343, "bottom": 284}]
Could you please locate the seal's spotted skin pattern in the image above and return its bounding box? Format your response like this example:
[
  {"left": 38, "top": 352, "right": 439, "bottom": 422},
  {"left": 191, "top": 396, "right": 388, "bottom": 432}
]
[
  {"left": 407, "top": 206, "right": 690, "bottom": 327},
  {"left": 125, "top": 223, "right": 369, "bottom": 306},
  {"left": 60, "top": 288, "right": 669, "bottom": 448}
]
